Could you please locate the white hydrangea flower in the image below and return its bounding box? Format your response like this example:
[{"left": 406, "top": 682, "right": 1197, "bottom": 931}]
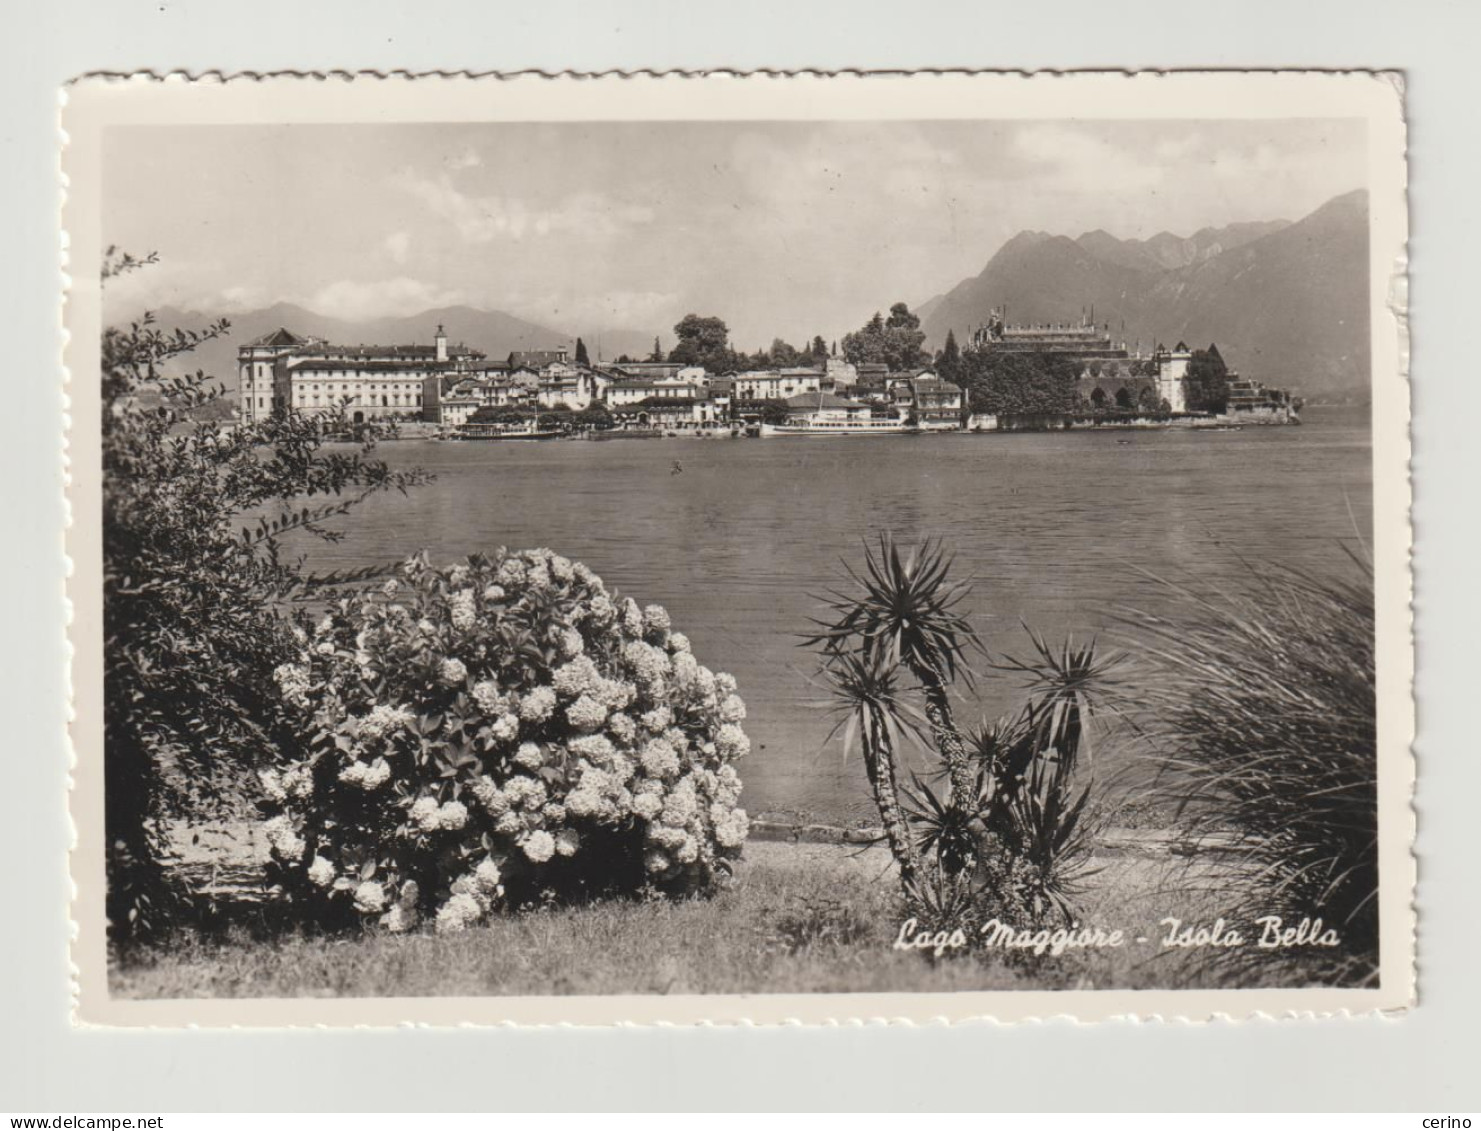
[
  {"left": 667, "top": 632, "right": 691, "bottom": 655},
  {"left": 437, "top": 800, "right": 469, "bottom": 831},
  {"left": 518, "top": 686, "right": 557, "bottom": 722},
  {"left": 450, "top": 589, "right": 477, "bottom": 632},
  {"left": 513, "top": 742, "right": 544, "bottom": 771},
  {"left": 472, "top": 776, "right": 510, "bottom": 815},
  {"left": 568, "top": 733, "right": 615, "bottom": 762},
  {"left": 283, "top": 764, "right": 314, "bottom": 800},
  {"left": 258, "top": 768, "right": 288, "bottom": 803},
  {"left": 482, "top": 584, "right": 506, "bottom": 602},
  {"left": 435, "top": 892, "right": 483, "bottom": 933},
  {"left": 559, "top": 627, "right": 585, "bottom": 659},
  {"left": 716, "top": 723, "right": 751, "bottom": 761},
  {"left": 362, "top": 757, "right": 391, "bottom": 790},
  {"left": 643, "top": 604, "right": 672, "bottom": 636},
  {"left": 381, "top": 578, "right": 399, "bottom": 597},
  {"left": 632, "top": 792, "right": 663, "bottom": 821},
  {"left": 306, "top": 855, "right": 336, "bottom": 888},
  {"left": 607, "top": 712, "right": 637, "bottom": 744},
  {"left": 263, "top": 815, "right": 305, "bottom": 861},
  {"left": 410, "top": 796, "right": 442, "bottom": 832},
  {"left": 552, "top": 656, "right": 600, "bottom": 699},
  {"left": 715, "top": 672, "right": 738, "bottom": 697},
  {"left": 640, "top": 739, "right": 680, "bottom": 780},
  {"left": 594, "top": 678, "right": 635, "bottom": 712},
  {"left": 623, "top": 640, "right": 672, "bottom": 690},
  {"left": 495, "top": 558, "right": 527, "bottom": 588},
  {"left": 621, "top": 598, "right": 645, "bottom": 636},
  {"left": 555, "top": 829, "right": 580, "bottom": 857},
  {"left": 640, "top": 705, "right": 672, "bottom": 733},
  {"left": 522, "top": 830, "right": 556, "bottom": 863},
  {"left": 715, "top": 809, "right": 750, "bottom": 848},
  {"left": 448, "top": 564, "right": 471, "bottom": 587},
  {"left": 504, "top": 775, "right": 548, "bottom": 811},
  {"left": 587, "top": 593, "right": 616, "bottom": 625},
  {"left": 566, "top": 694, "right": 608, "bottom": 733},
  {"left": 382, "top": 903, "right": 418, "bottom": 933},
  {"left": 273, "top": 663, "right": 312, "bottom": 710},
  {"left": 495, "top": 810, "right": 525, "bottom": 836},
  {"left": 359, "top": 703, "right": 414, "bottom": 742},
  {"left": 439, "top": 657, "right": 468, "bottom": 686},
  {"left": 472, "top": 679, "right": 503, "bottom": 716},
  {"left": 542, "top": 802, "right": 567, "bottom": 823},
  {"left": 550, "top": 554, "right": 575, "bottom": 583},
  {"left": 315, "top": 640, "right": 336, "bottom": 657},
  {"left": 353, "top": 881, "right": 387, "bottom": 914},
  {"left": 338, "top": 761, "right": 369, "bottom": 787},
  {"left": 676, "top": 835, "right": 700, "bottom": 864},
  {"left": 718, "top": 694, "right": 747, "bottom": 724},
  {"left": 474, "top": 859, "right": 503, "bottom": 893},
  {"left": 564, "top": 789, "right": 603, "bottom": 820},
  {"left": 490, "top": 713, "right": 520, "bottom": 745}
]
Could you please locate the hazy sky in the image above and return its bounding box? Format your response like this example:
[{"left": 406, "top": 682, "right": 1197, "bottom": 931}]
[{"left": 101, "top": 119, "right": 1366, "bottom": 350}]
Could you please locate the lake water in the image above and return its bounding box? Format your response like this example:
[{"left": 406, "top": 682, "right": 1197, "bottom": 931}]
[{"left": 302, "top": 407, "right": 1373, "bottom": 824}]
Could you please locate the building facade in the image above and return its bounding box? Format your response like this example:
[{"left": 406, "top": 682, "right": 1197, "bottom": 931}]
[{"left": 237, "top": 325, "right": 484, "bottom": 423}]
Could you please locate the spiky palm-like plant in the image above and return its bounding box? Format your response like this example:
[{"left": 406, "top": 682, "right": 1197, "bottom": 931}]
[
  {"left": 819, "top": 650, "right": 925, "bottom": 888},
  {"left": 807, "top": 535, "right": 980, "bottom": 820}
]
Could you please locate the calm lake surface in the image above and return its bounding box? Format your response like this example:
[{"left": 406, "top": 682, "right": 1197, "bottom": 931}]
[{"left": 304, "top": 406, "right": 1373, "bottom": 824}]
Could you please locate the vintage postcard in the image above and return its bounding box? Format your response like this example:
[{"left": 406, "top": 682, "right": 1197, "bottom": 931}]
[{"left": 63, "top": 71, "right": 1412, "bottom": 1026}]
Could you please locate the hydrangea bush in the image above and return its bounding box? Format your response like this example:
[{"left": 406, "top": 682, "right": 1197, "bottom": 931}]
[{"left": 258, "top": 549, "right": 750, "bottom": 934}]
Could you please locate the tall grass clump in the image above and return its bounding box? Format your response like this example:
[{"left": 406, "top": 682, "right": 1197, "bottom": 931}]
[{"left": 1130, "top": 554, "right": 1378, "bottom": 985}]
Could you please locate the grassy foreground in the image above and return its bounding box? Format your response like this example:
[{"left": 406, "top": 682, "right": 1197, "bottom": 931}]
[{"left": 111, "top": 841, "right": 1256, "bottom": 999}]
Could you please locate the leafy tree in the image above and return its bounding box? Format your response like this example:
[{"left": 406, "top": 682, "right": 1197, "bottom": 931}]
[
  {"left": 574, "top": 337, "right": 590, "bottom": 366},
  {"left": 809, "top": 335, "right": 829, "bottom": 364},
  {"left": 936, "top": 329, "right": 963, "bottom": 384},
  {"left": 957, "top": 349, "right": 1080, "bottom": 416},
  {"left": 615, "top": 353, "right": 633, "bottom": 365},
  {"left": 842, "top": 303, "right": 928, "bottom": 372},
  {"left": 648, "top": 336, "right": 664, "bottom": 363},
  {"left": 101, "top": 250, "right": 428, "bottom": 940},
  {"left": 1114, "top": 386, "right": 1134, "bottom": 409},
  {"left": 1185, "top": 343, "right": 1230, "bottom": 413},
  {"left": 767, "top": 338, "right": 800, "bottom": 367},
  {"left": 669, "top": 314, "right": 737, "bottom": 374}
]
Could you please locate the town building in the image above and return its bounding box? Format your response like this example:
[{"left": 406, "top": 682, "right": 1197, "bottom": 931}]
[
  {"left": 604, "top": 380, "right": 702, "bottom": 409},
  {"left": 237, "top": 325, "right": 484, "bottom": 424},
  {"left": 507, "top": 349, "right": 570, "bottom": 370},
  {"left": 610, "top": 362, "right": 707, "bottom": 385},
  {"left": 782, "top": 391, "right": 875, "bottom": 426},
  {"left": 732, "top": 367, "right": 824, "bottom": 401}
]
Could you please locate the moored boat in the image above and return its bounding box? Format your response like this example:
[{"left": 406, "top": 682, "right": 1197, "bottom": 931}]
[{"left": 758, "top": 417, "right": 915, "bottom": 437}]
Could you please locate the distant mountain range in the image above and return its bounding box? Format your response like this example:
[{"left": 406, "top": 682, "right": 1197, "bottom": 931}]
[
  {"left": 920, "top": 191, "right": 1370, "bottom": 399},
  {"left": 130, "top": 301, "right": 656, "bottom": 389}
]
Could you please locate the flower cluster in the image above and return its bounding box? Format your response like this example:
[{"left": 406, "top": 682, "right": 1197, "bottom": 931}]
[{"left": 258, "top": 549, "right": 750, "bottom": 935}]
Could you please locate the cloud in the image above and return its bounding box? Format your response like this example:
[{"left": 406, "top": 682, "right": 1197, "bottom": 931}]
[
  {"left": 383, "top": 231, "right": 411, "bottom": 264},
  {"left": 1008, "top": 125, "right": 1167, "bottom": 194},
  {"left": 305, "top": 276, "right": 469, "bottom": 321},
  {"left": 514, "top": 288, "right": 680, "bottom": 332},
  {"left": 444, "top": 146, "right": 483, "bottom": 171},
  {"left": 395, "top": 170, "right": 654, "bottom": 243}
]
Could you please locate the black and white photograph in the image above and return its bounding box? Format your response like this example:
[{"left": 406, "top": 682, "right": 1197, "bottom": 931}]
[{"left": 62, "top": 72, "right": 1412, "bottom": 1025}]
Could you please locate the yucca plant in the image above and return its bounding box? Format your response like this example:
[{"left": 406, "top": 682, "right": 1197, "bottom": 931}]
[
  {"left": 818, "top": 648, "right": 926, "bottom": 888},
  {"left": 806, "top": 535, "right": 980, "bottom": 821},
  {"left": 1126, "top": 554, "right": 1378, "bottom": 985}
]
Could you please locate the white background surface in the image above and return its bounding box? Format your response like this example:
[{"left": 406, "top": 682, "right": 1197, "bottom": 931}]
[{"left": 2, "top": 0, "right": 1474, "bottom": 1111}]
